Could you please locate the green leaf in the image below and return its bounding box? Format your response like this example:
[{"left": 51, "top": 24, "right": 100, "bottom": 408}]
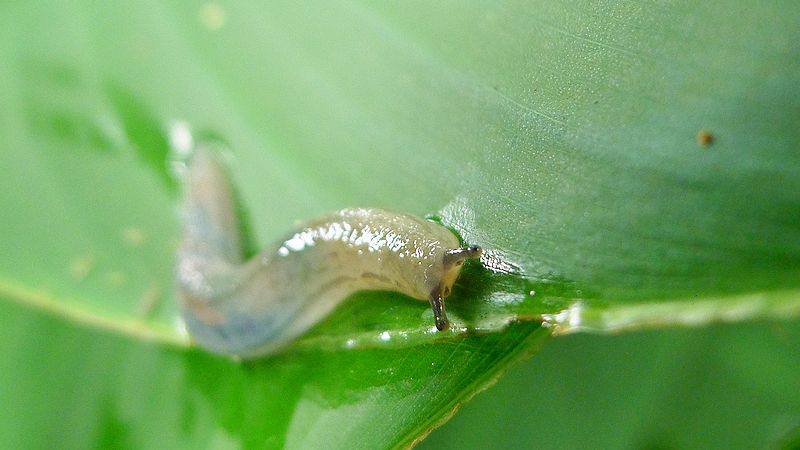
[
  {"left": 1, "top": 1, "right": 798, "bottom": 448},
  {"left": 421, "top": 320, "right": 800, "bottom": 449},
  {"left": 0, "top": 298, "right": 548, "bottom": 449}
]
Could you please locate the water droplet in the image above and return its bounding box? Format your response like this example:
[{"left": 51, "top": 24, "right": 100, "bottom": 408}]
[
  {"left": 199, "top": 3, "right": 226, "bottom": 30},
  {"left": 168, "top": 120, "right": 194, "bottom": 157},
  {"left": 541, "top": 302, "right": 585, "bottom": 334},
  {"left": 122, "top": 227, "right": 146, "bottom": 247},
  {"left": 68, "top": 254, "right": 95, "bottom": 280}
]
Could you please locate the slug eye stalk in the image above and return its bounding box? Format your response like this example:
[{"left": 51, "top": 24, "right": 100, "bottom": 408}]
[{"left": 443, "top": 245, "right": 482, "bottom": 267}]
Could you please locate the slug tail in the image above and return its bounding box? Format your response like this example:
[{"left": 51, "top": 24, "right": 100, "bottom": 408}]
[{"left": 180, "top": 151, "right": 243, "bottom": 266}]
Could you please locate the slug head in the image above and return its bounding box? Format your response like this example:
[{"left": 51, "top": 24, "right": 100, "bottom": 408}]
[{"left": 429, "top": 245, "right": 482, "bottom": 331}]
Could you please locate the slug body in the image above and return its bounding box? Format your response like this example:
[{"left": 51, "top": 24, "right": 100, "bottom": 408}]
[{"left": 178, "top": 152, "right": 481, "bottom": 359}]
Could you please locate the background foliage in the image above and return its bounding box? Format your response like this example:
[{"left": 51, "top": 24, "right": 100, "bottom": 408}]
[{"left": 1, "top": 1, "right": 798, "bottom": 448}]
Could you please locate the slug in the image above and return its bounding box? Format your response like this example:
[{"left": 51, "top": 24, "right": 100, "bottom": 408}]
[{"left": 177, "top": 151, "right": 481, "bottom": 358}]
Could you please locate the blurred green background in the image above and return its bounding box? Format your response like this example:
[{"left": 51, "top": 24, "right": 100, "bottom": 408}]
[
  {"left": 421, "top": 321, "right": 800, "bottom": 449},
  {"left": 1, "top": 1, "right": 799, "bottom": 448}
]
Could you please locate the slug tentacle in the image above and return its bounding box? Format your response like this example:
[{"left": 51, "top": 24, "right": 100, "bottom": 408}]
[
  {"left": 428, "top": 286, "right": 448, "bottom": 331},
  {"left": 177, "top": 151, "right": 480, "bottom": 358}
]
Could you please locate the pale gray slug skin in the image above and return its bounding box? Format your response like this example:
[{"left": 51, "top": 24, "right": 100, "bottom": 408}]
[{"left": 177, "top": 151, "right": 480, "bottom": 359}]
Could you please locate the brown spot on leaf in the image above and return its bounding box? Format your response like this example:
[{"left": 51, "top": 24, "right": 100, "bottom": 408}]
[{"left": 696, "top": 129, "right": 714, "bottom": 147}]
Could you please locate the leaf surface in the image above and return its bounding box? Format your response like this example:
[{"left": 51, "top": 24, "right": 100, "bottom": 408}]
[{"left": 1, "top": 1, "right": 798, "bottom": 448}]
